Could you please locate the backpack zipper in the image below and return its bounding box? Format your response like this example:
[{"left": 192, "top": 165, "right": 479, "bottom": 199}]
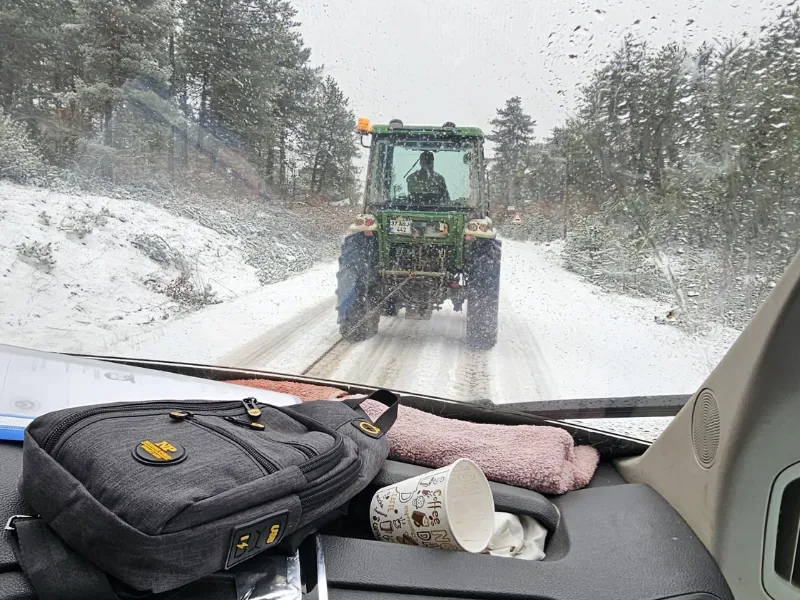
[
  {"left": 224, "top": 416, "right": 317, "bottom": 458},
  {"left": 299, "top": 456, "right": 362, "bottom": 510},
  {"left": 271, "top": 406, "right": 346, "bottom": 474},
  {"left": 42, "top": 400, "right": 343, "bottom": 478},
  {"left": 241, "top": 397, "right": 262, "bottom": 419},
  {"left": 41, "top": 400, "right": 249, "bottom": 454},
  {"left": 223, "top": 416, "right": 343, "bottom": 475},
  {"left": 298, "top": 442, "right": 342, "bottom": 474},
  {"left": 183, "top": 414, "right": 279, "bottom": 474}
]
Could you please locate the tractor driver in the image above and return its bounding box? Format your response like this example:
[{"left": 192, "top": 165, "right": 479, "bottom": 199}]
[{"left": 407, "top": 151, "right": 450, "bottom": 202}]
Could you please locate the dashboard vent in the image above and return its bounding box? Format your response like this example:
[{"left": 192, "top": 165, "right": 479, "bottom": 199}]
[
  {"left": 774, "top": 478, "right": 800, "bottom": 587},
  {"left": 763, "top": 463, "right": 800, "bottom": 599},
  {"left": 691, "top": 388, "right": 721, "bottom": 468}
]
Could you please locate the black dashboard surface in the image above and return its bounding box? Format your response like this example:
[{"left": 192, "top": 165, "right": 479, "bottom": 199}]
[
  {"left": 0, "top": 443, "right": 732, "bottom": 600},
  {"left": 0, "top": 443, "right": 33, "bottom": 600},
  {"left": 322, "top": 460, "right": 733, "bottom": 600}
]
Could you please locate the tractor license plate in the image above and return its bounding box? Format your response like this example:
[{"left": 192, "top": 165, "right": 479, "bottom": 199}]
[{"left": 388, "top": 217, "right": 412, "bottom": 235}]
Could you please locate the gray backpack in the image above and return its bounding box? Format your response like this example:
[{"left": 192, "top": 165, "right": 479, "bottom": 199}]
[{"left": 11, "top": 389, "right": 398, "bottom": 597}]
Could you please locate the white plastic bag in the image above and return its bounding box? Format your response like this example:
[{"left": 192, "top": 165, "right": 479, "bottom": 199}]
[{"left": 485, "top": 512, "right": 547, "bottom": 560}]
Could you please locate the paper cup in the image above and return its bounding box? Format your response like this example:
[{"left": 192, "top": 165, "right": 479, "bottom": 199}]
[{"left": 369, "top": 458, "right": 494, "bottom": 553}]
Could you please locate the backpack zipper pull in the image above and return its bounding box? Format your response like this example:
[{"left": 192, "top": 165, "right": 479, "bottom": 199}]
[
  {"left": 242, "top": 397, "right": 261, "bottom": 419},
  {"left": 225, "top": 416, "right": 265, "bottom": 430},
  {"left": 169, "top": 410, "right": 193, "bottom": 421}
]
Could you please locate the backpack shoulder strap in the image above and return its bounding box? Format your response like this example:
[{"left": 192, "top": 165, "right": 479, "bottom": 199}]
[
  {"left": 341, "top": 389, "right": 400, "bottom": 434},
  {"left": 9, "top": 516, "right": 120, "bottom": 600}
]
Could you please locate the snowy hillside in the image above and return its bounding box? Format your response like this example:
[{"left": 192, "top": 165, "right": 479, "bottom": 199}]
[{"left": 0, "top": 182, "right": 262, "bottom": 353}]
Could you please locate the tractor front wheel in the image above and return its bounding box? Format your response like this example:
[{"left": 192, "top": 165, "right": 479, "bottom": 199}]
[{"left": 466, "top": 239, "right": 501, "bottom": 349}]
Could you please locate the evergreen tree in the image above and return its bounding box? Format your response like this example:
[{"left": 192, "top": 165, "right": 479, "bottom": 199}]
[
  {"left": 298, "top": 76, "right": 358, "bottom": 201},
  {"left": 0, "top": 0, "right": 361, "bottom": 196},
  {"left": 510, "top": 7, "right": 800, "bottom": 320},
  {"left": 67, "top": 0, "right": 171, "bottom": 178},
  {"left": 488, "top": 96, "right": 535, "bottom": 208}
]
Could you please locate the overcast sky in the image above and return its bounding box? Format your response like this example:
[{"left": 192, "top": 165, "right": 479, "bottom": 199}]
[{"left": 292, "top": 0, "right": 779, "bottom": 161}]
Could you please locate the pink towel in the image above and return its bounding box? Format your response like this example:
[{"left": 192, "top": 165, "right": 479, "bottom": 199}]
[
  {"left": 225, "top": 379, "right": 599, "bottom": 495},
  {"left": 225, "top": 379, "right": 347, "bottom": 401},
  {"left": 358, "top": 398, "right": 599, "bottom": 495}
]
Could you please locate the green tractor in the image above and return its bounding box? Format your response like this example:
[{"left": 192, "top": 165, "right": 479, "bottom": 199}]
[{"left": 335, "top": 118, "right": 501, "bottom": 349}]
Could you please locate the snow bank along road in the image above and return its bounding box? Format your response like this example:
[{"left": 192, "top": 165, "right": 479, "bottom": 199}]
[{"left": 117, "top": 239, "right": 739, "bottom": 416}]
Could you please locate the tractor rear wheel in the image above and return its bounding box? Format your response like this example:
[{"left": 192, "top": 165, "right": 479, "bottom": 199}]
[
  {"left": 336, "top": 234, "right": 380, "bottom": 341},
  {"left": 466, "top": 239, "right": 501, "bottom": 349}
]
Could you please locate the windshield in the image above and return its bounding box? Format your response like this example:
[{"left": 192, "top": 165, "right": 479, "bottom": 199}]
[
  {"left": 0, "top": 0, "right": 796, "bottom": 443},
  {"left": 369, "top": 138, "right": 480, "bottom": 208}
]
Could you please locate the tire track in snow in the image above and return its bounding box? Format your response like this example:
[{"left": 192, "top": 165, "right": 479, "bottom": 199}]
[
  {"left": 219, "top": 297, "right": 336, "bottom": 369},
  {"left": 496, "top": 294, "right": 555, "bottom": 401},
  {"left": 301, "top": 326, "right": 377, "bottom": 379},
  {"left": 217, "top": 284, "right": 551, "bottom": 404},
  {"left": 305, "top": 317, "right": 423, "bottom": 388},
  {"left": 452, "top": 346, "right": 492, "bottom": 402},
  {"left": 369, "top": 318, "right": 423, "bottom": 388},
  {"left": 296, "top": 307, "right": 490, "bottom": 402},
  {"left": 301, "top": 338, "right": 354, "bottom": 378},
  {"left": 422, "top": 309, "right": 494, "bottom": 402},
  {"left": 301, "top": 323, "right": 393, "bottom": 380}
]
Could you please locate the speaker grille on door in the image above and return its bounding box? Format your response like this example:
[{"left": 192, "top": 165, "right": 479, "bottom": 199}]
[{"left": 692, "top": 388, "right": 721, "bottom": 468}]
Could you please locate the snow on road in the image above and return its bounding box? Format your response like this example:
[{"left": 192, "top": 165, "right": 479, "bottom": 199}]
[
  {"left": 1, "top": 179, "right": 740, "bottom": 441},
  {"left": 116, "top": 239, "right": 739, "bottom": 415},
  {"left": 116, "top": 261, "right": 339, "bottom": 364}
]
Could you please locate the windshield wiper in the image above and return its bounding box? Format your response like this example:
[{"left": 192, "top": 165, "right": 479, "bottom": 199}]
[
  {"left": 386, "top": 204, "right": 467, "bottom": 211},
  {"left": 498, "top": 394, "right": 691, "bottom": 419},
  {"left": 402, "top": 159, "right": 420, "bottom": 179},
  {"left": 385, "top": 195, "right": 469, "bottom": 210}
]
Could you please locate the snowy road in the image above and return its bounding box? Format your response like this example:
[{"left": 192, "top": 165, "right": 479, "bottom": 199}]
[
  {"left": 218, "top": 276, "right": 557, "bottom": 404},
  {"left": 117, "top": 239, "right": 739, "bottom": 409},
  {"left": 0, "top": 181, "right": 742, "bottom": 441}
]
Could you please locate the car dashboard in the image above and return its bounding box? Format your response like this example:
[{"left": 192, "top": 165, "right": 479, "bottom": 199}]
[
  {"left": 0, "top": 439, "right": 732, "bottom": 600},
  {"left": 0, "top": 346, "right": 733, "bottom": 600}
]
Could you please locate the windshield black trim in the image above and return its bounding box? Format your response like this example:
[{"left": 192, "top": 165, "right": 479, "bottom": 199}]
[
  {"left": 58, "top": 350, "right": 653, "bottom": 458},
  {"left": 499, "top": 395, "right": 690, "bottom": 419}
]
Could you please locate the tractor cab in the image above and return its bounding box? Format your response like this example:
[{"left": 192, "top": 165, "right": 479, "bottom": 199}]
[{"left": 357, "top": 118, "right": 488, "bottom": 217}]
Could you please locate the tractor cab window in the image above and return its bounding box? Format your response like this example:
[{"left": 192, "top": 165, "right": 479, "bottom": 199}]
[{"left": 369, "top": 138, "right": 480, "bottom": 209}]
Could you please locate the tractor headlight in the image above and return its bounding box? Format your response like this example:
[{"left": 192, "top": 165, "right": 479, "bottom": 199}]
[
  {"left": 464, "top": 219, "right": 496, "bottom": 239},
  {"left": 349, "top": 214, "right": 378, "bottom": 233}
]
